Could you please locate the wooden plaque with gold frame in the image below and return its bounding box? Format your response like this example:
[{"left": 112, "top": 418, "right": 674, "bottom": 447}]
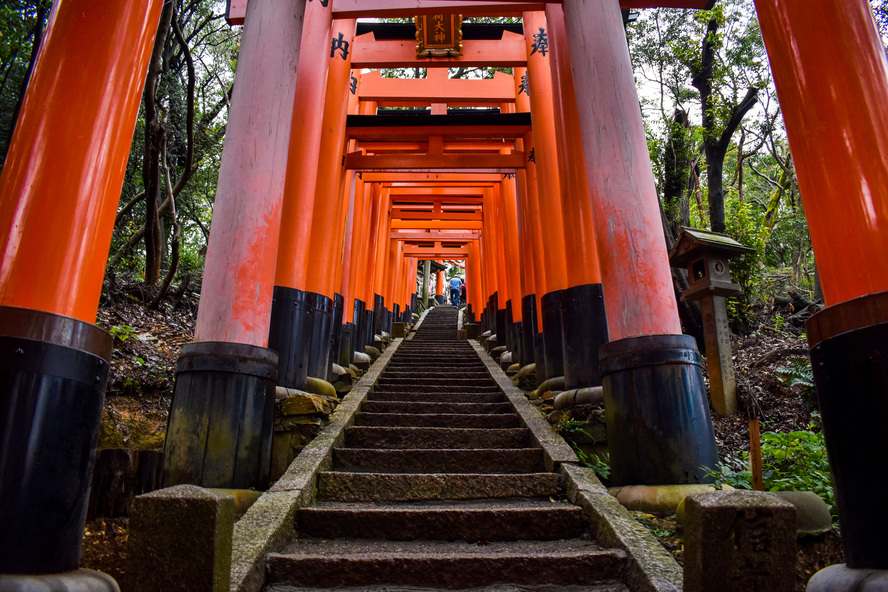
[{"left": 415, "top": 14, "right": 463, "bottom": 57}]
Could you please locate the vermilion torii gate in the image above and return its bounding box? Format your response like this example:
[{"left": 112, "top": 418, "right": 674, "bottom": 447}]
[{"left": 2, "top": 0, "right": 888, "bottom": 585}]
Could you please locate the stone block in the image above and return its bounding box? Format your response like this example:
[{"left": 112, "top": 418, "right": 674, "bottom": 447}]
[
  {"left": 280, "top": 391, "right": 331, "bottom": 416},
  {"left": 0, "top": 569, "right": 120, "bottom": 592},
  {"left": 684, "top": 490, "right": 796, "bottom": 592},
  {"left": 465, "top": 323, "right": 481, "bottom": 339},
  {"left": 127, "top": 485, "right": 235, "bottom": 592},
  {"left": 391, "top": 322, "right": 406, "bottom": 338},
  {"left": 456, "top": 329, "right": 467, "bottom": 340}
]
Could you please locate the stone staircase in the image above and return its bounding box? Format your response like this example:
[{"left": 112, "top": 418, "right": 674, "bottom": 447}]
[{"left": 264, "top": 307, "right": 630, "bottom": 591}]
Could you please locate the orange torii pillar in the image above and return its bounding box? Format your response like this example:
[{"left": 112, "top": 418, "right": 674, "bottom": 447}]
[
  {"left": 332, "top": 71, "right": 362, "bottom": 363},
  {"left": 356, "top": 182, "right": 383, "bottom": 348},
  {"left": 562, "top": 0, "right": 718, "bottom": 486},
  {"left": 467, "top": 244, "right": 484, "bottom": 319},
  {"left": 510, "top": 81, "right": 547, "bottom": 369},
  {"left": 268, "top": 0, "right": 335, "bottom": 390},
  {"left": 753, "top": 0, "right": 888, "bottom": 576},
  {"left": 524, "top": 12, "right": 571, "bottom": 383},
  {"left": 371, "top": 187, "right": 394, "bottom": 338},
  {"left": 547, "top": 4, "right": 609, "bottom": 389},
  {"left": 489, "top": 184, "right": 512, "bottom": 354},
  {"left": 499, "top": 174, "right": 526, "bottom": 366},
  {"left": 0, "top": 0, "right": 162, "bottom": 575},
  {"left": 300, "top": 18, "right": 357, "bottom": 380},
  {"left": 163, "top": 0, "right": 306, "bottom": 492},
  {"left": 337, "top": 167, "right": 365, "bottom": 367},
  {"left": 436, "top": 264, "right": 446, "bottom": 305},
  {"left": 327, "top": 74, "right": 362, "bottom": 374},
  {"left": 344, "top": 177, "right": 373, "bottom": 358},
  {"left": 481, "top": 186, "right": 503, "bottom": 343}
]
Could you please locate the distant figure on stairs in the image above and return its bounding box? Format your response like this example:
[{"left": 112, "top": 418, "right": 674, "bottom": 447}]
[{"left": 449, "top": 276, "right": 463, "bottom": 308}]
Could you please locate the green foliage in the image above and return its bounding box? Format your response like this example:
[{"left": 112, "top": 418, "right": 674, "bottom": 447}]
[
  {"left": 554, "top": 417, "right": 611, "bottom": 480},
  {"left": 776, "top": 357, "right": 814, "bottom": 391},
  {"left": 0, "top": 0, "right": 51, "bottom": 169},
  {"left": 723, "top": 196, "right": 763, "bottom": 332},
  {"left": 109, "top": 324, "right": 138, "bottom": 343},
  {"left": 777, "top": 356, "right": 817, "bottom": 409},
  {"left": 704, "top": 416, "right": 837, "bottom": 526}
]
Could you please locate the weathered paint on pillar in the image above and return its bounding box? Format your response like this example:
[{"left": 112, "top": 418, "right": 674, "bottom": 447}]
[
  {"left": 193, "top": 0, "right": 305, "bottom": 345},
  {"left": 0, "top": 0, "right": 164, "bottom": 322},
  {"left": 275, "top": 0, "right": 333, "bottom": 291},
  {"left": 754, "top": 0, "right": 888, "bottom": 306},
  {"left": 561, "top": 0, "right": 682, "bottom": 340}
]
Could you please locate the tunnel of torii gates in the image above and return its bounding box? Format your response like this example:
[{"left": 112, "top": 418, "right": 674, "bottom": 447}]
[{"left": 0, "top": 0, "right": 888, "bottom": 579}]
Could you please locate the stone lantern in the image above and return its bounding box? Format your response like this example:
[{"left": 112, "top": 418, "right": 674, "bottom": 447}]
[{"left": 669, "top": 227, "right": 755, "bottom": 415}]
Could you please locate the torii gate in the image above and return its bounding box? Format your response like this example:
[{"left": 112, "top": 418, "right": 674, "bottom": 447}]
[{"left": 1, "top": 0, "right": 888, "bottom": 584}]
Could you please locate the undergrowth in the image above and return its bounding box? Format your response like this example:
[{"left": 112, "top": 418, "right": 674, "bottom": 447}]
[{"left": 705, "top": 412, "right": 836, "bottom": 527}]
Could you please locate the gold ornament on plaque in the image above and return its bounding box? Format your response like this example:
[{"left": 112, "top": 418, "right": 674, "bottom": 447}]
[{"left": 415, "top": 14, "right": 463, "bottom": 57}]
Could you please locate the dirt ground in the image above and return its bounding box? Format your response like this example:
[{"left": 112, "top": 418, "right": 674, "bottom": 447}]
[{"left": 79, "top": 281, "right": 842, "bottom": 587}]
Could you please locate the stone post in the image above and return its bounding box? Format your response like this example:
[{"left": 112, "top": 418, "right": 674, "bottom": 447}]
[{"left": 684, "top": 490, "right": 796, "bottom": 592}]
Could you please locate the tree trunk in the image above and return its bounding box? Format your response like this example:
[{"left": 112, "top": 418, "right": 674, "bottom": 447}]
[
  {"left": 691, "top": 18, "right": 759, "bottom": 234},
  {"left": 142, "top": 0, "right": 176, "bottom": 286},
  {"left": 662, "top": 109, "right": 692, "bottom": 236}
]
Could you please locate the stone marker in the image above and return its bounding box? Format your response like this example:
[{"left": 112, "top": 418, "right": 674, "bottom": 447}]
[
  {"left": 391, "top": 322, "right": 406, "bottom": 338},
  {"left": 683, "top": 490, "right": 796, "bottom": 592},
  {"left": 127, "top": 485, "right": 234, "bottom": 592}
]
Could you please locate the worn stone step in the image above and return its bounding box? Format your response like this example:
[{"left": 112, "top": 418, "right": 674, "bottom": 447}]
[
  {"left": 372, "top": 385, "right": 502, "bottom": 395},
  {"left": 354, "top": 413, "right": 518, "bottom": 429},
  {"left": 332, "top": 448, "right": 545, "bottom": 474},
  {"left": 266, "top": 584, "right": 629, "bottom": 592},
  {"left": 266, "top": 539, "right": 626, "bottom": 589},
  {"left": 296, "top": 499, "right": 585, "bottom": 541},
  {"left": 377, "top": 379, "right": 496, "bottom": 389},
  {"left": 317, "top": 472, "right": 561, "bottom": 502},
  {"left": 387, "top": 359, "right": 482, "bottom": 366},
  {"left": 383, "top": 367, "right": 489, "bottom": 374},
  {"left": 345, "top": 426, "right": 530, "bottom": 449},
  {"left": 360, "top": 401, "right": 513, "bottom": 415},
  {"left": 382, "top": 372, "right": 491, "bottom": 380},
  {"left": 369, "top": 392, "right": 504, "bottom": 404}
]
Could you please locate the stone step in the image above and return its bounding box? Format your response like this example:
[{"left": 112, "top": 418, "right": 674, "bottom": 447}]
[
  {"left": 332, "top": 448, "right": 545, "bottom": 474},
  {"left": 317, "top": 472, "right": 561, "bottom": 502},
  {"left": 382, "top": 372, "right": 491, "bottom": 380},
  {"left": 345, "top": 426, "right": 530, "bottom": 449},
  {"left": 383, "top": 366, "right": 488, "bottom": 373},
  {"left": 296, "top": 499, "right": 585, "bottom": 541},
  {"left": 377, "top": 378, "right": 495, "bottom": 388},
  {"left": 360, "top": 401, "right": 513, "bottom": 415},
  {"left": 354, "top": 413, "right": 518, "bottom": 429},
  {"left": 368, "top": 392, "right": 505, "bottom": 404},
  {"left": 372, "top": 385, "right": 502, "bottom": 394},
  {"left": 266, "top": 539, "right": 626, "bottom": 589},
  {"left": 266, "top": 585, "right": 629, "bottom": 592},
  {"left": 387, "top": 358, "right": 482, "bottom": 365}
]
